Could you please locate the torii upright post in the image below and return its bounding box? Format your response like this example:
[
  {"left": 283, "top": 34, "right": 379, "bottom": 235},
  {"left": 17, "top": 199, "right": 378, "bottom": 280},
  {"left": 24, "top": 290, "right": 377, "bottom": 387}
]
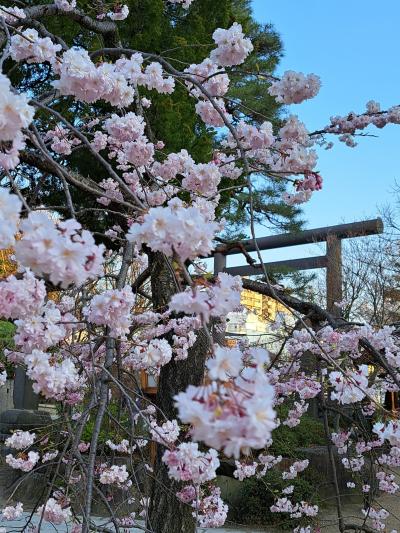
[{"left": 326, "top": 234, "right": 343, "bottom": 316}]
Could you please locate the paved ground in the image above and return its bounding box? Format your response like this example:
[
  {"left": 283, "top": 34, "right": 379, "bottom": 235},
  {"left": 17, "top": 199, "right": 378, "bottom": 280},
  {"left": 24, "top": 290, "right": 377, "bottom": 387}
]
[
  {"left": 1, "top": 505, "right": 399, "bottom": 532},
  {"left": 1, "top": 506, "right": 400, "bottom": 532},
  {"left": 317, "top": 494, "right": 400, "bottom": 532},
  {"left": 2, "top": 488, "right": 400, "bottom": 532},
  {"left": 0, "top": 515, "right": 269, "bottom": 532}
]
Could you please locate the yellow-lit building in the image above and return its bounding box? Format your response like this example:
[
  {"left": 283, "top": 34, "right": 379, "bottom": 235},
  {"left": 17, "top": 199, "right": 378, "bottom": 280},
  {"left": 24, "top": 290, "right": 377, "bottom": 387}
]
[
  {"left": 240, "top": 288, "right": 289, "bottom": 321},
  {"left": 240, "top": 289, "right": 263, "bottom": 317},
  {"left": 0, "top": 248, "right": 17, "bottom": 278},
  {"left": 226, "top": 288, "right": 292, "bottom": 344}
]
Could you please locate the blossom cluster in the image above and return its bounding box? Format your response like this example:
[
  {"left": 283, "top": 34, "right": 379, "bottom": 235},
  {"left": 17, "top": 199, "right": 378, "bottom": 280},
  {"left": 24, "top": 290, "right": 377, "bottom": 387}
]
[
  {"left": 10, "top": 28, "right": 61, "bottom": 64},
  {"left": 286, "top": 325, "right": 400, "bottom": 406},
  {"left": 5, "top": 430, "right": 36, "bottom": 450},
  {"left": 44, "top": 125, "right": 81, "bottom": 156},
  {"left": 0, "top": 187, "right": 21, "bottom": 249},
  {"left": 37, "top": 498, "right": 72, "bottom": 525},
  {"left": 270, "top": 498, "right": 318, "bottom": 519},
  {"left": 169, "top": 273, "right": 242, "bottom": 323},
  {"left": 175, "top": 346, "right": 276, "bottom": 457},
  {"left": 0, "top": 71, "right": 34, "bottom": 170},
  {"left": 163, "top": 443, "right": 220, "bottom": 484},
  {"left": 127, "top": 199, "right": 220, "bottom": 261},
  {"left": 0, "top": 4, "right": 26, "bottom": 22},
  {"left": 84, "top": 286, "right": 135, "bottom": 339},
  {"left": 210, "top": 23, "right": 253, "bottom": 67},
  {"left": 25, "top": 349, "right": 83, "bottom": 401},
  {"left": 13, "top": 301, "right": 68, "bottom": 353},
  {"left": 124, "top": 338, "right": 172, "bottom": 372},
  {"left": 6, "top": 451, "right": 40, "bottom": 472},
  {"left": 55, "top": 0, "right": 76, "bottom": 11},
  {"left": 268, "top": 70, "right": 321, "bottom": 104},
  {"left": 150, "top": 419, "right": 180, "bottom": 445},
  {"left": 99, "top": 464, "right": 130, "bottom": 486},
  {"left": 0, "top": 270, "right": 45, "bottom": 320},
  {"left": 15, "top": 213, "right": 104, "bottom": 288},
  {"left": 177, "top": 485, "right": 228, "bottom": 527},
  {"left": 53, "top": 47, "right": 175, "bottom": 107},
  {"left": 2, "top": 502, "right": 23, "bottom": 520},
  {"left": 324, "top": 100, "right": 400, "bottom": 147},
  {"left": 329, "top": 364, "right": 370, "bottom": 404},
  {"left": 106, "top": 439, "right": 134, "bottom": 454},
  {"left": 282, "top": 460, "right": 309, "bottom": 480}
]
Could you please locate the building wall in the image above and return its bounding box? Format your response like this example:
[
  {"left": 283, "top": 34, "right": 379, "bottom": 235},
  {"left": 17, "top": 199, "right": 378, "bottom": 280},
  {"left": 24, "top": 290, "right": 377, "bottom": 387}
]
[
  {"left": 240, "top": 288, "right": 289, "bottom": 322},
  {"left": 226, "top": 288, "right": 292, "bottom": 345}
]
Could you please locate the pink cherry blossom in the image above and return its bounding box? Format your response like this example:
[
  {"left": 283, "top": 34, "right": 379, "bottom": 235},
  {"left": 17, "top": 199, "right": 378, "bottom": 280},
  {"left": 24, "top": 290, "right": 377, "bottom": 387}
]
[
  {"left": 329, "top": 365, "right": 370, "bottom": 404},
  {"left": 107, "top": 4, "right": 129, "bottom": 20},
  {"left": 169, "top": 272, "right": 242, "bottom": 322},
  {"left": 0, "top": 73, "right": 34, "bottom": 141},
  {"left": 182, "top": 162, "right": 222, "bottom": 198},
  {"left": 185, "top": 58, "right": 230, "bottom": 97},
  {"left": 55, "top": 0, "right": 76, "bottom": 11},
  {"left": 206, "top": 345, "right": 243, "bottom": 381},
  {"left": 15, "top": 213, "right": 105, "bottom": 288},
  {"left": 127, "top": 199, "right": 220, "bottom": 261},
  {"left": 24, "top": 349, "right": 84, "bottom": 401},
  {"left": 99, "top": 464, "right": 129, "bottom": 485},
  {"left": 0, "top": 188, "right": 22, "bottom": 248},
  {"left": 282, "top": 460, "right": 309, "bottom": 480},
  {"left": 106, "top": 439, "right": 134, "bottom": 454},
  {"left": 37, "top": 498, "right": 72, "bottom": 524},
  {"left": 233, "top": 460, "right": 257, "bottom": 481},
  {"left": 195, "top": 99, "right": 231, "bottom": 127},
  {"left": 2, "top": 502, "right": 23, "bottom": 520},
  {"left": 5, "top": 430, "right": 36, "bottom": 450},
  {"left": 163, "top": 442, "right": 219, "bottom": 484},
  {"left": 0, "top": 270, "right": 45, "bottom": 320},
  {"left": 150, "top": 419, "right": 180, "bottom": 445},
  {"left": 0, "top": 5, "right": 26, "bottom": 22},
  {"left": 6, "top": 450, "right": 40, "bottom": 472},
  {"left": 194, "top": 486, "right": 228, "bottom": 527},
  {"left": 124, "top": 338, "right": 172, "bottom": 371},
  {"left": 210, "top": 23, "right": 253, "bottom": 67},
  {"left": 175, "top": 362, "right": 276, "bottom": 457},
  {"left": 84, "top": 286, "right": 135, "bottom": 339},
  {"left": 269, "top": 71, "right": 321, "bottom": 104},
  {"left": 10, "top": 28, "right": 61, "bottom": 64}
]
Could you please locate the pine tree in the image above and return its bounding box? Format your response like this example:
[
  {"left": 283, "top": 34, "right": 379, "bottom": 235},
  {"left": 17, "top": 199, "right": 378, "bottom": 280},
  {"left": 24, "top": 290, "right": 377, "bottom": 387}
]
[{"left": 8, "top": 0, "right": 304, "bottom": 238}]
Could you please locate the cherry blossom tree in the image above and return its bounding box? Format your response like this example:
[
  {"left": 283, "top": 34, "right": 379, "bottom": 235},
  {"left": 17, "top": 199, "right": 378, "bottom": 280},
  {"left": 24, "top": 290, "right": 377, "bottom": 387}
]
[{"left": 1, "top": 2, "right": 400, "bottom": 533}]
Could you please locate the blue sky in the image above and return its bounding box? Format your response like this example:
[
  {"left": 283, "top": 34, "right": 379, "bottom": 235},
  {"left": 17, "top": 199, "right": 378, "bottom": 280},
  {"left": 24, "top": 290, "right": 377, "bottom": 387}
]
[
  {"left": 252, "top": 0, "right": 400, "bottom": 228},
  {"left": 227, "top": 0, "right": 400, "bottom": 267}
]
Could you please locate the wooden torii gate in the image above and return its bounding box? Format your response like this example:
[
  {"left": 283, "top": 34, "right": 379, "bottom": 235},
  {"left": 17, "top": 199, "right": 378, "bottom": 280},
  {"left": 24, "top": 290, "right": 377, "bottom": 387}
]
[
  {"left": 212, "top": 218, "right": 384, "bottom": 314},
  {"left": 139, "top": 218, "right": 385, "bottom": 398},
  {"left": 212, "top": 218, "right": 386, "bottom": 417}
]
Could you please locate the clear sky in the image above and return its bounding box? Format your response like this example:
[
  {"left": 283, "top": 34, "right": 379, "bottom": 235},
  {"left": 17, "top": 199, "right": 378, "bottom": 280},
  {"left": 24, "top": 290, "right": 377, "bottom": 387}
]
[
  {"left": 224, "top": 0, "right": 400, "bottom": 268},
  {"left": 252, "top": 0, "right": 400, "bottom": 230}
]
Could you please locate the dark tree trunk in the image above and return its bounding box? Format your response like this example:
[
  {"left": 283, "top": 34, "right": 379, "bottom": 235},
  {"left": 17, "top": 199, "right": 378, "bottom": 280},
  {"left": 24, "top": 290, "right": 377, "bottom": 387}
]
[{"left": 147, "top": 253, "right": 211, "bottom": 533}]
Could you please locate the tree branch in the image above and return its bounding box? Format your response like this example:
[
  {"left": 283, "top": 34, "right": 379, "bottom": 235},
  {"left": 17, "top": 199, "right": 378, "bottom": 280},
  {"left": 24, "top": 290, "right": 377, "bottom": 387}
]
[
  {"left": 241, "top": 277, "right": 342, "bottom": 326},
  {"left": 10, "top": 4, "right": 119, "bottom": 44}
]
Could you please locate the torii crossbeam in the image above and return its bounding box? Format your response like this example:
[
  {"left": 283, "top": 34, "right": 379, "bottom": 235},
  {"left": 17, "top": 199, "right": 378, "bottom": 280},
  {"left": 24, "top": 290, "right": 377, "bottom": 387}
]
[{"left": 212, "top": 218, "right": 384, "bottom": 313}]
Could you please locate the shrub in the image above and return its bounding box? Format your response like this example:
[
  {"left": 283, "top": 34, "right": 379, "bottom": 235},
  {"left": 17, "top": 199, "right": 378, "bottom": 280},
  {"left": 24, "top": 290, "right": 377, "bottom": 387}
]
[
  {"left": 269, "top": 413, "right": 326, "bottom": 458},
  {"left": 229, "top": 469, "right": 320, "bottom": 529},
  {"left": 0, "top": 320, "right": 16, "bottom": 378},
  {"left": 227, "top": 409, "right": 325, "bottom": 528}
]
